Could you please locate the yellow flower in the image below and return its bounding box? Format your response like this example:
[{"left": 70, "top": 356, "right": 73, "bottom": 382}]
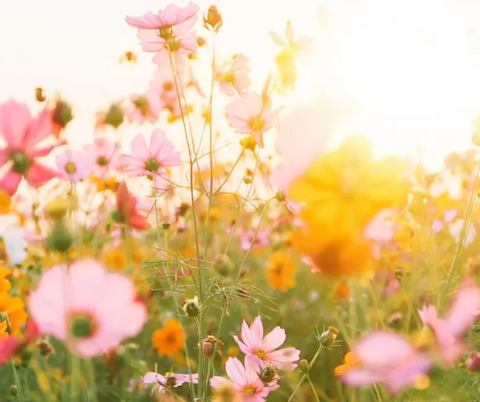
[
  {"left": 334, "top": 352, "right": 361, "bottom": 376},
  {"left": 91, "top": 175, "right": 118, "bottom": 192},
  {"left": 0, "top": 292, "right": 28, "bottom": 335},
  {"left": 266, "top": 251, "right": 297, "bottom": 291},
  {"left": 0, "top": 190, "right": 11, "bottom": 214},
  {"left": 288, "top": 136, "right": 409, "bottom": 236},
  {"left": 0, "top": 264, "right": 12, "bottom": 293},
  {"left": 152, "top": 319, "right": 185, "bottom": 356},
  {"left": 104, "top": 247, "right": 144, "bottom": 271},
  {"left": 0, "top": 320, "right": 9, "bottom": 338}
]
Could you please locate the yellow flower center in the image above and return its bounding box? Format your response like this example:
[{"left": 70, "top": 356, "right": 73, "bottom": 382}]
[
  {"left": 243, "top": 385, "right": 256, "bottom": 395},
  {"left": 249, "top": 116, "right": 265, "bottom": 132},
  {"left": 65, "top": 162, "right": 77, "bottom": 174},
  {"left": 253, "top": 349, "right": 267, "bottom": 360},
  {"left": 222, "top": 70, "right": 235, "bottom": 83}
]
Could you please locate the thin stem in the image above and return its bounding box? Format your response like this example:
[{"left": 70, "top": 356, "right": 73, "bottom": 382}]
[
  {"left": 373, "top": 384, "right": 383, "bottom": 402},
  {"left": 307, "top": 375, "right": 321, "bottom": 402},
  {"left": 11, "top": 362, "right": 24, "bottom": 401}
]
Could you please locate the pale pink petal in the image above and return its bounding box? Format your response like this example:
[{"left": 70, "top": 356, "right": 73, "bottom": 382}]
[
  {"left": 131, "top": 134, "right": 149, "bottom": 159},
  {"left": 25, "top": 162, "right": 58, "bottom": 187},
  {"left": 0, "top": 168, "right": 22, "bottom": 196},
  {"left": 262, "top": 326, "right": 286, "bottom": 352},
  {"left": 142, "top": 372, "right": 166, "bottom": 384},
  {"left": 225, "top": 357, "right": 247, "bottom": 387},
  {"left": 125, "top": 12, "right": 163, "bottom": 29},
  {"left": 210, "top": 376, "right": 234, "bottom": 389},
  {"left": 446, "top": 285, "right": 480, "bottom": 338},
  {"left": 233, "top": 335, "right": 251, "bottom": 355},
  {"left": 0, "top": 100, "right": 31, "bottom": 148},
  {"left": 174, "top": 15, "right": 198, "bottom": 37},
  {"left": 269, "top": 31, "right": 287, "bottom": 47},
  {"left": 354, "top": 332, "right": 414, "bottom": 367}
]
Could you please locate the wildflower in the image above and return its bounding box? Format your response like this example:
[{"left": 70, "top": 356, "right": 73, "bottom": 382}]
[
  {"left": 83, "top": 138, "right": 118, "bottom": 177},
  {"left": 113, "top": 182, "right": 150, "bottom": 231},
  {"left": 0, "top": 100, "right": 59, "bottom": 195},
  {"left": 466, "top": 352, "right": 480, "bottom": 372},
  {"left": 217, "top": 54, "right": 251, "bottom": 96},
  {"left": 210, "top": 357, "right": 279, "bottom": 402},
  {"left": 288, "top": 136, "right": 409, "bottom": 235},
  {"left": 152, "top": 318, "right": 185, "bottom": 356},
  {"left": 142, "top": 371, "right": 198, "bottom": 393},
  {"left": 28, "top": 259, "right": 147, "bottom": 357},
  {"left": 418, "top": 284, "right": 480, "bottom": 364},
  {"left": 240, "top": 229, "right": 269, "bottom": 251},
  {"left": 0, "top": 265, "right": 11, "bottom": 293},
  {"left": 126, "top": 94, "right": 161, "bottom": 125},
  {"left": 226, "top": 92, "right": 278, "bottom": 148},
  {"left": 121, "top": 129, "right": 181, "bottom": 188},
  {"left": 266, "top": 251, "right": 297, "bottom": 292},
  {"left": 233, "top": 315, "right": 300, "bottom": 370},
  {"left": 148, "top": 67, "right": 184, "bottom": 120},
  {"left": 449, "top": 219, "right": 476, "bottom": 247},
  {"left": 103, "top": 103, "right": 125, "bottom": 129},
  {"left": 334, "top": 352, "right": 361, "bottom": 375},
  {"left": 51, "top": 98, "right": 73, "bottom": 137},
  {"left": 126, "top": 2, "right": 200, "bottom": 69},
  {"left": 0, "top": 292, "right": 28, "bottom": 336},
  {"left": 318, "top": 326, "right": 339, "bottom": 348},
  {"left": 340, "top": 331, "right": 431, "bottom": 395},
  {"left": 0, "top": 190, "right": 11, "bottom": 214},
  {"left": 0, "top": 320, "right": 8, "bottom": 338},
  {"left": 0, "top": 319, "right": 38, "bottom": 366},
  {"left": 55, "top": 149, "right": 91, "bottom": 184},
  {"left": 0, "top": 215, "right": 28, "bottom": 265}
]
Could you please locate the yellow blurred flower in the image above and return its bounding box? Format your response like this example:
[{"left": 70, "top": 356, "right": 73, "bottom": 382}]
[
  {"left": 91, "top": 176, "right": 118, "bottom": 192},
  {"left": 266, "top": 251, "right": 297, "bottom": 291},
  {"left": 0, "top": 320, "right": 8, "bottom": 338},
  {"left": 334, "top": 352, "right": 361, "bottom": 375},
  {"left": 0, "top": 292, "right": 28, "bottom": 335},
  {"left": 0, "top": 264, "right": 12, "bottom": 293},
  {"left": 0, "top": 190, "right": 11, "bottom": 214},
  {"left": 152, "top": 318, "right": 185, "bottom": 356},
  {"left": 288, "top": 136, "right": 409, "bottom": 236},
  {"left": 104, "top": 247, "right": 144, "bottom": 271}
]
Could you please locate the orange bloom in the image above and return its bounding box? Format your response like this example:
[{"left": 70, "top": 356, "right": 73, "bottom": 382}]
[
  {"left": 152, "top": 318, "right": 185, "bottom": 356},
  {"left": 0, "top": 320, "right": 8, "bottom": 338},
  {"left": 334, "top": 352, "right": 361, "bottom": 376},
  {"left": 266, "top": 251, "right": 297, "bottom": 291},
  {"left": 0, "top": 292, "right": 28, "bottom": 335},
  {"left": 0, "top": 190, "right": 11, "bottom": 214},
  {"left": 0, "top": 264, "right": 12, "bottom": 293}
]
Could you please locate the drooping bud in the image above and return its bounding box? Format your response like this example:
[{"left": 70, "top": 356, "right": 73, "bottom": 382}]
[
  {"left": 197, "top": 36, "right": 206, "bottom": 47},
  {"left": 35, "top": 87, "right": 46, "bottom": 102},
  {"left": 203, "top": 6, "right": 223, "bottom": 33},
  {"left": 183, "top": 296, "right": 200, "bottom": 317},
  {"left": 52, "top": 98, "right": 74, "bottom": 130},
  {"left": 298, "top": 359, "right": 310, "bottom": 374},
  {"left": 203, "top": 335, "right": 224, "bottom": 358},
  {"left": 162, "top": 221, "right": 171, "bottom": 230},
  {"left": 318, "top": 326, "right": 338, "bottom": 348}
]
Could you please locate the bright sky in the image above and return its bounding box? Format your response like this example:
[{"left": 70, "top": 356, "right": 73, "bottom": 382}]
[{"left": 2, "top": 0, "right": 480, "bottom": 170}]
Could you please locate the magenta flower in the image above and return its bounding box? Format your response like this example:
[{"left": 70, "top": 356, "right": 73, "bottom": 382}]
[
  {"left": 217, "top": 54, "right": 252, "bottom": 96},
  {"left": 341, "top": 331, "right": 431, "bottom": 395},
  {"left": 56, "top": 149, "right": 91, "bottom": 183},
  {"left": 83, "top": 138, "right": 118, "bottom": 177},
  {"left": 121, "top": 129, "right": 181, "bottom": 188},
  {"left": 226, "top": 92, "right": 278, "bottom": 148},
  {"left": 210, "top": 357, "right": 279, "bottom": 402},
  {"left": 419, "top": 284, "right": 480, "bottom": 364},
  {"left": 28, "top": 259, "right": 147, "bottom": 357},
  {"left": 0, "top": 100, "right": 59, "bottom": 195},
  {"left": 233, "top": 316, "right": 300, "bottom": 370},
  {"left": 126, "top": 2, "right": 199, "bottom": 69},
  {"left": 240, "top": 230, "right": 269, "bottom": 251},
  {"left": 142, "top": 371, "right": 198, "bottom": 393}
]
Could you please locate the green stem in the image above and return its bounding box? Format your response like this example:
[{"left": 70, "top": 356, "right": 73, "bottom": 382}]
[
  {"left": 307, "top": 375, "right": 321, "bottom": 402},
  {"left": 11, "top": 362, "right": 24, "bottom": 401}
]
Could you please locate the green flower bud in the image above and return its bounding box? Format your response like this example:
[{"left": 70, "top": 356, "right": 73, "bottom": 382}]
[
  {"left": 46, "top": 222, "right": 73, "bottom": 252},
  {"left": 298, "top": 359, "right": 309, "bottom": 374},
  {"left": 183, "top": 296, "right": 200, "bottom": 317}
]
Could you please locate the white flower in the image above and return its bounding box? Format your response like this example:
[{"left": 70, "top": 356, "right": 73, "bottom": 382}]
[{"left": 0, "top": 214, "right": 28, "bottom": 265}]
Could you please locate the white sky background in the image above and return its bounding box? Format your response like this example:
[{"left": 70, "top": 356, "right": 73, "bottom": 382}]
[{"left": 2, "top": 0, "right": 480, "bottom": 171}]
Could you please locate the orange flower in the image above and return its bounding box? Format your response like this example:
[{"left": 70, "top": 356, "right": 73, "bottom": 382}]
[
  {"left": 0, "top": 190, "right": 11, "bottom": 214},
  {"left": 152, "top": 319, "right": 185, "bottom": 356},
  {"left": 0, "top": 320, "right": 8, "bottom": 338},
  {"left": 0, "top": 264, "right": 12, "bottom": 293},
  {"left": 333, "top": 281, "right": 350, "bottom": 301},
  {"left": 0, "top": 292, "right": 28, "bottom": 335},
  {"left": 266, "top": 251, "right": 297, "bottom": 291},
  {"left": 334, "top": 352, "right": 361, "bottom": 376}
]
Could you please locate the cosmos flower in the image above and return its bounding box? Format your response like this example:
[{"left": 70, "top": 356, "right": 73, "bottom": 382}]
[
  {"left": 56, "top": 149, "right": 91, "bottom": 183},
  {"left": 240, "top": 229, "right": 269, "bottom": 251},
  {"left": 226, "top": 92, "right": 278, "bottom": 148},
  {"left": 0, "top": 100, "right": 59, "bottom": 195},
  {"left": 334, "top": 352, "right": 362, "bottom": 375},
  {"left": 83, "top": 138, "right": 118, "bottom": 177},
  {"left": 142, "top": 371, "right": 198, "bottom": 393},
  {"left": 233, "top": 316, "right": 300, "bottom": 370},
  {"left": 152, "top": 318, "right": 185, "bottom": 356},
  {"left": 266, "top": 251, "right": 297, "bottom": 292},
  {"left": 210, "top": 357, "right": 279, "bottom": 402},
  {"left": 121, "top": 129, "right": 181, "bottom": 188},
  {"left": 126, "top": 2, "right": 200, "bottom": 69},
  {"left": 217, "top": 54, "right": 252, "bottom": 96},
  {"left": 340, "top": 331, "right": 431, "bottom": 395},
  {"left": 28, "top": 259, "right": 147, "bottom": 357}
]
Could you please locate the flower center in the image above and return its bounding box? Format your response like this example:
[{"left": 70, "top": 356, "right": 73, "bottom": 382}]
[
  {"left": 159, "top": 27, "right": 173, "bottom": 40},
  {"left": 243, "top": 385, "right": 257, "bottom": 396},
  {"left": 97, "top": 156, "right": 108, "bottom": 167},
  {"left": 249, "top": 116, "right": 264, "bottom": 132},
  {"left": 163, "top": 82, "right": 174, "bottom": 92},
  {"left": 222, "top": 70, "right": 235, "bottom": 83},
  {"left": 145, "top": 158, "right": 161, "bottom": 173},
  {"left": 133, "top": 96, "right": 150, "bottom": 116},
  {"left": 69, "top": 313, "right": 96, "bottom": 339},
  {"left": 167, "top": 38, "right": 181, "bottom": 52},
  {"left": 166, "top": 333, "right": 177, "bottom": 344},
  {"left": 253, "top": 349, "right": 267, "bottom": 360},
  {"left": 9, "top": 151, "right": 31, "bottom": 175},
  {"left": 65, "top": 162, "right": 77, "bottom": 174}
]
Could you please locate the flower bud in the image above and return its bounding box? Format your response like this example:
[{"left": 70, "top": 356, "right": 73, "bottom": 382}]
[
  {"left": 9, "top": 385, "right": 18, "bottom": 396},
  {"left": 275, "top": 188, "right": 286, "bottom": 203},
  {"left": 44, "top": 198, "right": 73, "bottom": 220},
  {"left": 38, "top": 339, "right": 54, "bottom": 356},
  {"left": 46, "top": 222, "right": 73, "bottom": 253},
  {"left": 215, "top": 255, "right": 234, "bottom": 277},
  {"left": 183, "top": 296, "right": 200, "bottom": 317},
  {"left": 197, "top": 36, "right": 206, "bottom": 47},
  {"left": 244, "top": 177, "right": 252, "bottom": 185},
  {"left": 318, "top": 326, "right": 338, "bottom": 347},
  {"left": 298, "top": 359, "right": 309, "bottom": 374},
  {"left": 162, "top": 221, "right": 171, "bottom": 230},
  {"left": 467, "top": 352, "right": 480, "bottom": 372},
  {"left": 203, "top": 6, "right": 223, "bottom": 33},
  {"left": 35, "top": 87, "right": 46, "bottom": 102},
  {"left": 52, "top": 99, "right": 73, "bottom": 129},
  {"left": 104, "top": 103, "right": 124, "bottom": 129},
  {"left": 260, "top": 365, "right": 277, "bottom": 383}
]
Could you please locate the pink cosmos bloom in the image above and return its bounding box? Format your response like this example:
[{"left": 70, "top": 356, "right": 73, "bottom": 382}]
[
  {"left": 419, "top": 284, "right": 480, "bottom": 364},
  {"left": 0, "top": 100, "right": 59, "bottom": 195},
  {"left": 142, "top": 371, "right": 198, "bottom": 393},
  {"left": 240, "top": 230, "right": 269, "bottom": 251},
  {"left": 217, "top": 54, "right": 252, "bottom": 96},
  {"left": 226, "top": 92, "right": 278, "bottom": 148},
  {"left": 210, "top": 357, "right": 279, "bottom": 402},
  {"left": 121, "top": 129, "right": 181, "bottom": 188},
  {"left": 341, "top": 331, "right": 431, "bottom": 395},
  {"left": 364, "top": 209, "right": 399, "bottom": 244},
  {"left": 126, "top": 2, "right": 199, "bottom": 69},
  {"left": 148, "top": 67, "right": 184, "bottom": 119},
  {"left": 233, "top": 316, "right": 300, "bottom": 370},
  {"left": 56, "top": 149, "right": 91, "bottom": 183},
  {"left": 83, "top": 138, "right": 118, "bottom": 177},
  {"left": 126, "top": 94, "right": 162, "bottom": 125},
  {"left": 28, "top": 259, "right": 147, "bottom": 357}
]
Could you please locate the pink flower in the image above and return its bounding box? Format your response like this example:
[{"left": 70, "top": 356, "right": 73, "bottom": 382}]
[
  {"left": 233, "top": 316, "right": 300, "bottom": 370},
  {"left": 28, "top": 259, "right": 147, "bottom": 357},
  {"left": 142, "top": 371, "right": 198, "bottom": 393},
  {"left": 210, "top": 357, "right": 278, "bottom": 402},
  {"left": 226, "top": 92, "right": 278, "bottom": 148},
  {"left": 240, "top": 230, "right": 269, "bottom": 251},
  {"left": 114, "top": 182, "right": 150, "bottom": 231},
  {"left": 83, "top": 138, "right": 118, "bottom": 177},
  {"left": 341, "top": 331, "right": 431, "bottom": 395},
  {"left": 126, "top": 2, "right": 199, "bottom": 69},
  {"left": 419, "top": 284, "right": 480, "bottom": 364},
  {"left": 56, "top": 149, "right": 91, "bottom": 183},
  {"left": 217, "top": 54, "right": 252, "bottom": 96},
  {"left": 148, "top": 67, "right": 184, "bottom": 119},
  {"left": 126, "top": 94, "right": 162, "bottom": 125},
  {"left": 0, "top": 100, "right": 59, "bottom": 195},
  {"left": 121, "top": 129, "right": 180, "bottom": 188}
]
